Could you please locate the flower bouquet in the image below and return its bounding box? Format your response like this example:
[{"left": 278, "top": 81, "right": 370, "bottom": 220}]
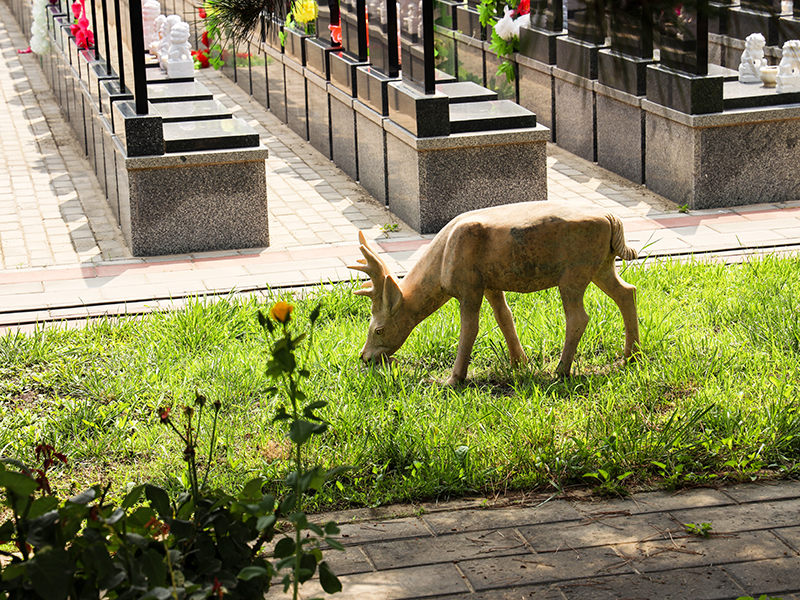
[{"left": 479, "top": 0, "right": 531, "bottom": 82}]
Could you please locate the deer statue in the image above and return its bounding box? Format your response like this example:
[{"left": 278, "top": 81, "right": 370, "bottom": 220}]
[{"left": 348, "top": 201, "right": 640, "bottom": 385}]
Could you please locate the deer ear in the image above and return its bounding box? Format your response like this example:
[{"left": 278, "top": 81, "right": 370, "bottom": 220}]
[{"left": 383, "top": 275, "right": 404, "bottom": 316}]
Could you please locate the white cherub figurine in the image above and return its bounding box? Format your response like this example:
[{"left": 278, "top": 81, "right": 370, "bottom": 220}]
[
  {"left": 159, "top": 14, "right": 182, "bottom": 68},
  {"left": 150, "top": 14, "right": 166, "bottom": 55},
  {"left": 777, "top": 39, "right": 800, "bottom": 92},
  {"left": 142, "top": 0, "right": 161, "bottom": 49},
  {"left": 738, "top": 32, "right": 766, "bottom": 83},
  {"left": 165, "top": 21, "right": 194, "bottom": 77}
]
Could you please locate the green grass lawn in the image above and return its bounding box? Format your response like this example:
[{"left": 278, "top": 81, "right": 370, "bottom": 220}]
[{"left": 2, "top": 255, "right": 800, "bottom": 510}]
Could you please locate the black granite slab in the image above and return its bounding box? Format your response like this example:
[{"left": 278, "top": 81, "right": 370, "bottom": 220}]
[
  {"left": 657, "top": 2, "right": 709, "bottom": 75},
  {"left": 436, "top": 69, "right": 458, "bottom": 84},
  {"left": 567, "top": 0, "right": 605, "bottom": 45},
  {"left": 101, "top": 79, "right": 133, "bottom": 132},
  {"left": 146, "top": 81, "right": 214, "bottom": 103},
  {"left": 709, "top": 1, "right": 731, "bottom": 35},
  {"left": 728, "top": 6, "right": 781, "bottom": 45},
  {"left": 357, "top": 66, "right": 401, "bottom": 115},
  {"left": 388, "top": 81, "right": 450, "bottom": 137},
  {"left": 778, "top": 15, "right": 800, "bottom": 45},
  {"left": 646, "top": 64, "right": 724, "bottom": 114},
  {"left": 723, "top": 80, "right": 800, "bottom": 109},
  {"left": 436, "top": 81, "right": 498, "bottom": 103},
  {"left": 456, "top": 4, "right": 484, "bottom": 40},
  {"left": 162, "top": 117, "right": 260, "bottom": 153},
  {"left": 330, "top": 51, "right": 369, "bottom": 96},
  {"left": 114, "top": 100, "right": 165, "bottom": 157},
  {"left": 449, "top": 99, "right": 537, "bottom": 133},
  {"left": 436, "top": 0, "right": 460, "bottom": 30},
  {"left": 284, "top": 28, "right": 311, "bottom": 65},
  {"left": 434, "top": 27, "right": 458, "bottom": 79},
  {"left": 598, "top": 50, "right": 654, "bottom": 96},
  {"left": 145, "top": 67, "right": 195, "bottom": 84},
  {"left": 556, "top": 35, "right": 606, "bottom": 79},
  {"left": 306, "top": 37, "right": 340, "bottom": 79},
  {"left": 519, "top": 26, "right": 564, "bottom": 65},
  {"left": 151, "top": 99, "right": 234, "bottom": 122}
]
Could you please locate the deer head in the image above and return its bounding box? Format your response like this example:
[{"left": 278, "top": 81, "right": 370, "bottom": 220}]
[{"left": 348, "top": 231, "right": 411, "bottom": 364}]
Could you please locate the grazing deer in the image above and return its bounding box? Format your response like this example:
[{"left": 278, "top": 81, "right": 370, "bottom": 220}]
[{"left": 349, "top": 202, "right": 640, "bottom": 385}]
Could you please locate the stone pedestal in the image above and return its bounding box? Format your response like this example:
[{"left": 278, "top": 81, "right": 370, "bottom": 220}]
[
  {"left": 355, "top": 100, "right": 389, "bottom": 205},
  {"left": 266, "top": 45, "right": 287, "bottom": 123},
  {"left": 519, "top": 25, "right": 564, "bottom": 65},
  {"left": 517, "top": 54, "right": 555, "bottom": 139},
  {"left": 595, "top": 83, "right": 645, "bottom": 184},
  {"left": 118, "top": 146, "right": 270, "bottom": 255},
  {"left": 385, "top": 122, "right": 550, "bottom": 233},
  {"left": 643, "top": 100, "right": 800, "bottom": 208},
  {"left": 553, "top": 67, "right": 596, "bottom": 161},
  {"left": 307, "top": 70, "right": 332, "bottom": 158}
]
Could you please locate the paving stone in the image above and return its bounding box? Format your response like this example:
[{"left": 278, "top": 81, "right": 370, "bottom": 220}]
[
  {"left": 335, "top": 517, "right": 433, "bottom": 546},
  {"left": 423, "top": 504, "right": 584, "bottom": 536},
  {"left": 721, "top": 480, "right": 800, "bottom": 504},
  {"left": 364, "top": 527, "right": 531, "bottom": 570},
  {"left": 670, "top": 499, "right": 800, "bottom": 534},
  {"left": 556, "top": 567, "right": 743, "bottom": 600},
  {"left": 724, "top": 557, "right": 800, "bottom": 597},
  {"left": 459, "top": 545, "right": 635, "bottom": 591},
  {"left": 614, "top": 530, "right": 793, "bottom": 574},
  {"left": 519, "top": 511, "right": 677, "bottom": 553},
  {"left": 570, "top": 488, "right": 735, "bottom": 516}
]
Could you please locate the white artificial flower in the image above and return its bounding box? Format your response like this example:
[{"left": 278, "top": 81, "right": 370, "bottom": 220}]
[
  {"left": 493, "top": 6, "right": 516, "bottom": 41},
  {"left": 512, "top": 12, "right": 530, "bottom": 37}
]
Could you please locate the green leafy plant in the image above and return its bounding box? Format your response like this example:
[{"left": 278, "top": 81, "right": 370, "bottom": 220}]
[
  {"left": 479, "top": 0, "right": 530, "bottom": 82},
  {"left": 257, "top": 300, "right": 346, "bottom": 598},
  {"left": 583, "top": 468, "right": 633, "bottom": 497},
  {"left": 684, "top": 522, "right": 713, "bottom": 538},
  {"left": 677, "top": 204, "right": 690, "bottom": 213},
  {"left": 0, "top": 301, "right": 345, "bottom": 600}
]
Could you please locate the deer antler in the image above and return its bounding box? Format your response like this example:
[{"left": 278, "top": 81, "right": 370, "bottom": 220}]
[{"left": 348, "top": 231, "right": 391, "bottom": 299}]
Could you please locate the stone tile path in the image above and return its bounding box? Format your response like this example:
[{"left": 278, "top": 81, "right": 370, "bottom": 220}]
[{"left": 281, "top": 482, "right": 800, "bottom": 600}]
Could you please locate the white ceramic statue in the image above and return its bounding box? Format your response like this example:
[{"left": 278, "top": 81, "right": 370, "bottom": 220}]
[
  {"left": 165, "top": 21, "right": 194, "bottom": 78},
  {"left": 142, "top": 0, "right": 161, "bottom": 49},
  {"left": 777, "top": 39, "right": 800, "bottom": 92},
  {"left": 738, "top": 33, "right": 767, "bottom": 83},
  {"left": 159, "top": 14, "right": 182, "bottom": 68},
  {"left": 150, "top": 14, "right": 166, "bottom": 55}
]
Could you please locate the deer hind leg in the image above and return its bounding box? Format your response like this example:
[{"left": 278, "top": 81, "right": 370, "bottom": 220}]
[
  {"left": 484, "top": 290, "right": 528, "bottom": 366},
  {"left": 591, "top": 258, "right": 640, "bottom": 361},
  {"left": 449, "top": 294, "right": 484, "bottom": 386},
  {"left": 557, "top": 281, "right": 590, "bottom": 377}
]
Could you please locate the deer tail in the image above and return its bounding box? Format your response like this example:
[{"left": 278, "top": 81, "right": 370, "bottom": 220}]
[{"left": 608, "top": 214, "right": 638, "bottom": 261}]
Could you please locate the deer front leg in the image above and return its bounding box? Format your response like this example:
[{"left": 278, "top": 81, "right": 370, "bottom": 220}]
[
  {"left": 484, "top": 290, "right": 528, "bottom": 366},
  {"left": 448, "top": 296, "right": 483, "bottom": 386},
  {"left": 556, "top": 283, "right": 590, "bottom": 377}
]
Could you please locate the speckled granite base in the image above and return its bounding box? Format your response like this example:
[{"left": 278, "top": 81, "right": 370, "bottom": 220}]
[
  {"left": 284, "top": 57, "right": 309, "bottom": 141},
  {"left": 643, "top": 101, "right": 800, "bottom": 209},
  {"left": 517, "top": 55, "right": 555, "bottom": 140},
  {"left": 553, "top": 68, "right": 595, "bottom": 162},
  {"left": 596, "top": 84, "right": 644, "bottom": 184},
  {"left": 307, "top": 72, "right": 332, "bottom": 159},
  {"left": 329, "top": 84, "right": 359, "bottom": 181},
  {"left": 355, "top": 100, "right": 388, "bottom": 205},
  {"left": 266, "top": 47, "right": 287, "bottom": 124},
  {"left": 385, "top": 123, "right": 550, "bottom": 233},
  {"left": 123, "top": 153, "right": 270, "bottom": 256}
]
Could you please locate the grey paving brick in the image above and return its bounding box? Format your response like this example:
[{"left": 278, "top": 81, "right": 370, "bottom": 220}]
[
  {"left": 670, "top": 499, "right": 800, "bottom": 534},
  {"left": 364, "top": 527, "right": 531, "bottom": 570},
  {"left": 459, "top": 545, "right": 635, "bottom": 591},
  {"left": 423, "top": 504, "right": 584, "bottom": 536},
  {"left": 721, "top": 480, "right": 800, "bottom": 504},
  {"left": 519, "top": 511, "right": 677, "bottom": 552},
  {"left": 724, "top": 557, "right": 800, "bottom": 598},
  {"left": 335, "top": 517, "right": 432, "bottom": 546},
  {"left": 556, "top": 567, "right": 743, "bottom": 600}
]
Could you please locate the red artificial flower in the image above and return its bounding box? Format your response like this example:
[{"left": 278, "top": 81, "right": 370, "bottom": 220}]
[
  {"left": 212, "top": 577, "right": 224, "bottom": 599},
  {"left": 159, "top": 406, "right": 172, "bottom": 423},
  {"left": 329, "top": 23, "right": 342, "bottom": 44},
  {"left": 516, "top": 0, "right": 530, "bottom": 15},
  {"left": 71, "top": 0, "right": 81, "bottom": 19},
  {"left": 198, "top": 6, "right": 207, "bottom": 18},
  {"left": 201, "top": 30, "right": 210, "bottom": 48}
]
